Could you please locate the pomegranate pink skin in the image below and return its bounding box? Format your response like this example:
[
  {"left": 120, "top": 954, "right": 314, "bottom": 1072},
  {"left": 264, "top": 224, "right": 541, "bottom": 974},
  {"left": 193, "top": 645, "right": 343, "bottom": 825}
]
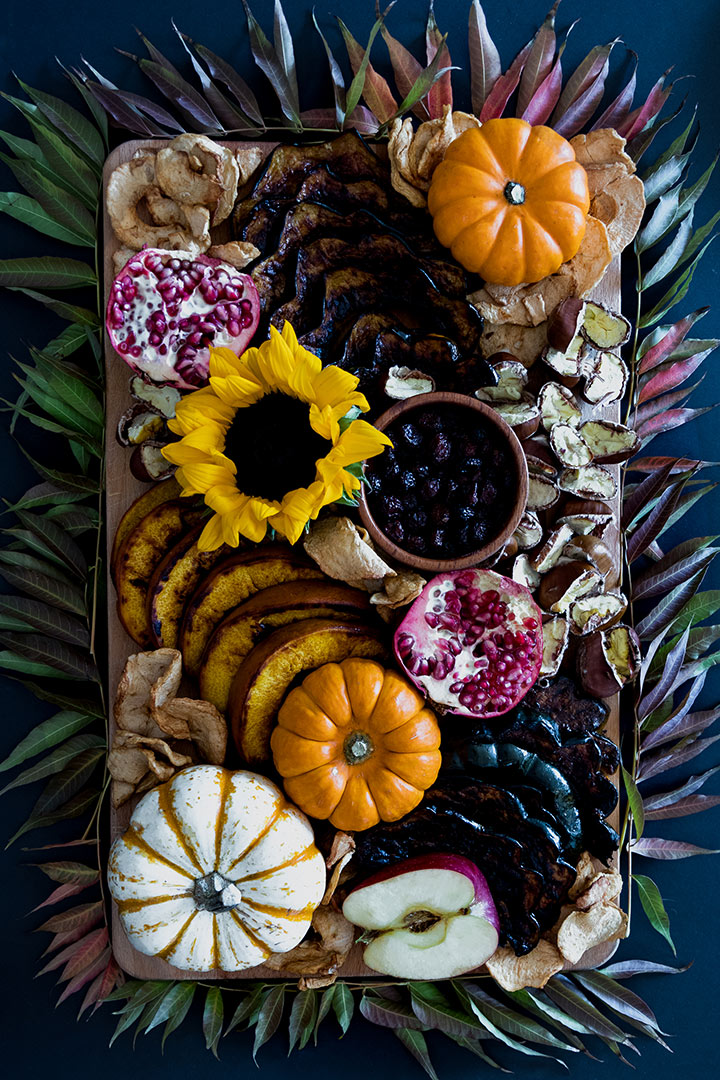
[
  {"left": 348, "top": 853, "right": 500, "bottom": 935},
  {"left": 106, "top": 248, "right": 260, "bottom": 390},
  {"left": 394, "top": 569, "right": 543, "bottom": 719}
]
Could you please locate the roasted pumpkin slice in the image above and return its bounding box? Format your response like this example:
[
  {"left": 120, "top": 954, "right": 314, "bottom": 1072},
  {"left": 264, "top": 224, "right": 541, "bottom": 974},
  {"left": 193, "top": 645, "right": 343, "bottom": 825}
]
[
  {"left": 110, "top": 476, "right": 182, "bottom": 579},
  {"left": 179, "top": 547, "right": 324, "bottom": 677},
  {"left": 199, "top": 580, "right": 371, "bottom": 713},
  {"left": 147, "top": 526, "right": 227, "bottom": 649},
  {"left": 229, "top": 618, "right": 387, "bottom": 767},
  {"left": 114, "top": 500, "right": 206, "bottom": 647}
]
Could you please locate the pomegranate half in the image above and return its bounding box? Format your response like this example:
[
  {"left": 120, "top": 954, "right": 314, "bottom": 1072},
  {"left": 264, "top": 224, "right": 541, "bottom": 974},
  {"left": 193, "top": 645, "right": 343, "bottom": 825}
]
[
  {"left": 106, "top": 248, "right": 260, "bottom": 389},
  {"left": 394, "top": 569, "right": 543, "bottom": 718}
]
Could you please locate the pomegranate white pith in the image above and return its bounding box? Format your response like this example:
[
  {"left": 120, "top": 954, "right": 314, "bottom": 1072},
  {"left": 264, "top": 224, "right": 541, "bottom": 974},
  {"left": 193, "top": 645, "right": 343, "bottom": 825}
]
[
  {"left": 394, "top": 569, "right": 543, "bottom": 717},
  {"left": 106, "top": 248, "right": 260, "bottom": 389}
]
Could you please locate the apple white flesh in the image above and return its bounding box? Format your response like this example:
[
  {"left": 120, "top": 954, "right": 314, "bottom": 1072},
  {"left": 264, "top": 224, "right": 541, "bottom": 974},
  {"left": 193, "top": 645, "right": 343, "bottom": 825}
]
[{"left": 343, "top": 854, "right": 500, "bottom": 980}]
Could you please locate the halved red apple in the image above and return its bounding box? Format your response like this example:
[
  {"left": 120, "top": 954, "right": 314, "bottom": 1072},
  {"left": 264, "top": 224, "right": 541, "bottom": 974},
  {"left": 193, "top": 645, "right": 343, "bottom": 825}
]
[{"left": 342, "top": 854, "right": 499, "bottom": 979}]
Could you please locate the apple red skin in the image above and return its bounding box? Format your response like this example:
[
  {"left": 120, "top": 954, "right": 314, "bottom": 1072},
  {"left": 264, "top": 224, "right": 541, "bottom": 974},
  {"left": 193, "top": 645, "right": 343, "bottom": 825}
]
[{"left": 348, "top": 853, "right": 500, "bottom": 934}]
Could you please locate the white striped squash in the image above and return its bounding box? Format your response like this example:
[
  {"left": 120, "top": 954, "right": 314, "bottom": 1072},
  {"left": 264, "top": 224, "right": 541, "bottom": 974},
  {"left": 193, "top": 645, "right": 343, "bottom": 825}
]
[{"left": 107, "top": 765, "right": 326, "bottom": 972}]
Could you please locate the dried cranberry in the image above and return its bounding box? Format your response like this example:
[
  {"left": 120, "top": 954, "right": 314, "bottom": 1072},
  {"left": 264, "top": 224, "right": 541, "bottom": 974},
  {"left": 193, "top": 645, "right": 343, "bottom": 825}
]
[
  {"left": 480, "top": 481, "right": 497, "bottom": 505},
  {"left": 386, "top": 521, "right": 405, "bottom": 544},
  {"left": 432, "top": 433, "right": 452, "bottom": 461},
  {"left": 421, "top": 477, "right": 442, "bottom": 500}
]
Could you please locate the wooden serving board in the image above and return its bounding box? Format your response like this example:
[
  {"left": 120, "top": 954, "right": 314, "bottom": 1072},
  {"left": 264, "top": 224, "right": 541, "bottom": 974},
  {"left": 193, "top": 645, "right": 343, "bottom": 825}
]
[{"left": 103, "top": 139, "right": 621, "bottom": 980}]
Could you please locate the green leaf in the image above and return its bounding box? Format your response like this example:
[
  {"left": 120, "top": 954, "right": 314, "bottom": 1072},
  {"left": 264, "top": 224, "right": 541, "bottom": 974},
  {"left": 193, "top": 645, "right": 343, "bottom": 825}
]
[
  {"left": 332, "top": 983, "right": 354, "bottom": 1035},
  {"left": 13, "top": 369, "right": 102, "bottom": 445},
  {"left": 5, "top": 785, "right": 97, "bottom": 847},
  {"left": 641, "top": 209, "right": 695, "bottom": 289},
  {"left": 13, "top": 511, "right": 88, "bottom": 579},
  {"left": 13, "top": 79, "right": 105, "bottom": 166},
  {"left": 0, "top": 733, "right": 104, "bottom": 796},
  {"left": 542, "top": 977, "right": 631, "bottom": 1043},
  {"left": 0, "top": 256, "right": 95, "bottom": 290},
  {"left": 0, "top": 153, "right": 95, "bottom": 244},
  {"left": 394, "top": 1029, "right": 439, "bottom": 1080},
  {"left": 203, "top": 986, "right": 224, "bottom": 1058},
  {"left": 314, "top": 985, "right": 336, "bottom": 1043},
  {"left": 409, "top": 982, "right": 482, "bottom": 1037},
  {"left": 3, "top": 395, "right": 102, "bottom": 454},
  {"left": 0, "top": 632, "right": 95, "bottom": 681},
  {"left": 225, "top": 984, "right": 266, "bottom": 1036},
  {"left": 160, "top": 981, "right": 197, "bottom": 1048},
  {"left": 633, "top": 874, "right": 676, "bottom": 953},
  {"left": 242, "top": 0, "right": 301, "bottom": 126},
  {"left": 32, "top": 860, "right": 99, "bottom": 885},
  {"left": 0, "top": 127, "right": 45, "bottom": 163},
  {"left": 288, "top": 989, "right": 317, "bottom": 1054},
  {"left": 344, "top": 17, "right": 385, "bottom": 120},
  {"left": 459, "top": 984, "right": 560, "bottom": 1061},
  {"left": 0, "top": 192, "right": 94, "bottom": 247},
  {"left": 0, "top": 649, "right": 75, "bottom": 680},
  {"left": 29, "top": 122, "right": 99, "bottom": 208},
  {"left": 31, "top": 745, "right": 104, "bottom": 816},
  {"left": 253, "top": 984, "right": 285, "bottom": 1060},
  {"left": 5, "top": 287, "right": 99, "bottom": 325},
  {"left": 141, "top": 982, "right": 190, "bottom": 1035},
  {"left": 622, "top": 766, "right": 645, "bottom": 839},
  {"left": 639, "top": 238, "right": 716, "bottom": 327},
  {"left": 0, "top": 711, "right": 94, "bottom": 772},
  {"left": 458, "top": 982, "right": 578, "bottom": 1052}
]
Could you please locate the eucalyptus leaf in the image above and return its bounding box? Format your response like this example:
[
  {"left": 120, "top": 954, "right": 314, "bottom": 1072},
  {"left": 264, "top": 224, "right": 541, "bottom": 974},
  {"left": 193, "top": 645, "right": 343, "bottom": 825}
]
[
  {"left": 468, "top": 1, "right": 501, "bottom": 113},
  {"left": 192, "top": 43, "right": 264, "bottom": 126},
  {"left": 641, "top": 209, "right": 695, "bottom": 289},
  {"left": 0, "top": 256, "right": 95, "bottom": 291},
  {"left": 459, "top": 984, "right": 562, "bottom": 1061}
]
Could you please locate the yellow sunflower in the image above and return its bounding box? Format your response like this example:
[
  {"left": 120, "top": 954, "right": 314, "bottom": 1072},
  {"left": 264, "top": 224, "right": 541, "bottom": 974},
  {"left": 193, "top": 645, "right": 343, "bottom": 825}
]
[{"left": 162, "top": 322, "right": 392, "bottom": 549}]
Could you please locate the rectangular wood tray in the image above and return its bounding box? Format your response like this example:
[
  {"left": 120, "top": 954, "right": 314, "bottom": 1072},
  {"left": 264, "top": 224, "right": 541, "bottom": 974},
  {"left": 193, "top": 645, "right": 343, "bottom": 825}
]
[{"left": 104, "top": 139, "right": 622, "bottom": 980}]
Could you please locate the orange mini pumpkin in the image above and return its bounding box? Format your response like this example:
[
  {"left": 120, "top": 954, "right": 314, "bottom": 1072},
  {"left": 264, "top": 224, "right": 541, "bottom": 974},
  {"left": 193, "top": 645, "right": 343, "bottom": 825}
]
[
  {"left": 428, "top": 118, "right": 590, "bottom": 286},
  {"left": 270, "top": 658, "right": 442, "bottom": 832}
]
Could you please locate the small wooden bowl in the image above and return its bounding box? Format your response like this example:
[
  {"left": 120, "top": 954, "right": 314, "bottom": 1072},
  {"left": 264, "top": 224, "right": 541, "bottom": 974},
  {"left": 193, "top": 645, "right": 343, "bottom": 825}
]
[{"left": 359, "top": 392, "right": 528, "bottom": 573}]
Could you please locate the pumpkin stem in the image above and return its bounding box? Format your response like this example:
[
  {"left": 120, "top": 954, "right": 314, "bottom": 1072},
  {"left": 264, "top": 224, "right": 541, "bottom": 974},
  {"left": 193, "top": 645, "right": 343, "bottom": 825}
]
[
  {"left": 503, "top": 181, "right": 526, "bottom": 206},
  {"left": 343, "top": 730, "right": 375, "bottom": 765},
  {"left": 193, "top": 871, "right": 243, "bottom": 912}
]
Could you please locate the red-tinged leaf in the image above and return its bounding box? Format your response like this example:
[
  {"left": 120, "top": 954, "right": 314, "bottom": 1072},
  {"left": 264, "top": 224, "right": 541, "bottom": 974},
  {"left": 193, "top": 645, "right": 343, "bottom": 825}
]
[
  {"left": 635, "top": 567, "right": 708, "bottom": 639},
  {"left": 638, "top": 309, "right": 708, "bottom": 375},
  {"left": 81, "top": 80, "right": 167, "bottom": 137},
  {"left": 517, "top": 2, "right": 559, "bottom": 116},
  {"left": 591, "top": 54, "right": 637, "bottom": 130},
  {"left": 633, "top": 547, "right": 719, "bottom": 601},
  {"left": 633, "top": 378, "right": 704, "bottom": 429},
  {"left": 191, "top": 43, "right": 264, "bottom": 126},
  {"left": 56, "top": 947, "right": 111, "bottom": 1007},
  {"left": 601, "top": 959, "right": 688, "bottom": 979},
  {"left": 31, "top": 860, "right": 98, "bottom": 885},
  {"left": 638, "top": 627, "right": 690, "bottom": 720},
  {"left": 553, "top": 42, "right": 611, "bottom": 117},
  {"left": 37, "top": 933, "right": 95, "bottom": 977},
  {"left": 636, "top": 405, "right": 717, "bottom": 442},
  {"left": 31, "top": 881, "right": 88, "bottom": 911},
  {"left": 638, "top": 733, "right": 720, "bottom": 781},
  {"left": 338, "top": 18, "right": 397, "bottom": 124},
  {"left": 242, "top": 0, "right": 300, "bottom": 126},
  {"left": 381, "top": 24, "right": 428, "bottom": 121},
  {"left": 479, "top": 39, "right": 533, "bottom": 120},
  {"left": 645, "top": 793, "right": 720, "bottom": 820},
  {"left": 638, "top": 348, "right": 713, "bottom": 403},
  {"left": 299, "top": 106, "right": 377, "bottom": 134},
  {"left": 468, "top": 0, "right": 501, "bottom": 113},
  {"left": 552, "top": 57, "right": 610, "bottom": 138},
  {"left": 35, "top": 899, "right": 103, "bottom": 934},
  {"left": 137, "top": 59, "right": 223, "bottom": 131},
  {"left": 361, "top": 993, "right": 425, "bottom": 1030},
  {"left": 86, "top": 955, "right": 122, "bottom": 1014},
  {"left": 522, "top": 52, "right": 563, "bottom": 125},
  {"left": 630, "top": 837, "right": 718, "bottom": 859},
  {"left": 618, "top": 69, "right": 673, "bottom": 140},
  {"left": 643, "top": 766, "right": 720, "bottom": 812},
  {"left": 42, "top": 923, "right": 97, "bottom": 957},
  {"left": 622, "top": 461, "right": 674, "bottom": 528},
  {"left": 425, "top": 1, "right": 452, "bottom": 118},
  {"left": 627, "top": 477, "right": 688, "bottom": 562},
  {"left": 644, "top": 696, "right": 718, "bottom": 750},
  {"left": 59, "top": 926, "right": 108, "bottom": 982},
  {"left": 628, "top": 456, "right": 717, "bottom": 474}
]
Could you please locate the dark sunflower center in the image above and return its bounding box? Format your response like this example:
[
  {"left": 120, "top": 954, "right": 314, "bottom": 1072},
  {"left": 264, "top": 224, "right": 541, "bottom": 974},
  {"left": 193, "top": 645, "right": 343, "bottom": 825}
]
[{"left": 224, "top": 393, "right": 329, "bottom": 502}]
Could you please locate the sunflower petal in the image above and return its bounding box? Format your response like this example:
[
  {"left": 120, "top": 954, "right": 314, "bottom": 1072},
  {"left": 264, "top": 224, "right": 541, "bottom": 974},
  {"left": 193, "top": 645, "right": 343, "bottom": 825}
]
[{"left": 198, "top": 513, "right": 226, "bottom": 551}]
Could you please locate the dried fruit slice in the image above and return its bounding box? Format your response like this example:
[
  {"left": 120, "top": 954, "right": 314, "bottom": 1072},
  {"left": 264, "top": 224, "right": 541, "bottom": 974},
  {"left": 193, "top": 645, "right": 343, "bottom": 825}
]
[
  {"left": 106, "top": 248, "right": 260, "bottom": 388},
  {"left": 199, "top": 580, "right": 371, "bottom": 713},
  {"left": 180, "top": 549, "right": 325, "bottom": 676},
  {"left": 230, "top": 618, "right": 386, "bottom": 764},
  {"left": 111, "top": 476, "right": 182, "bottom": 575},
  {"left": 550, "top": 423, "right": 592, "bottom": 468},
  {"left": 394, "top": 569, "right": 543, "bottom": 719},
  {"left": 576, "top": 623, "right": 640, "bottom": 698},
  {"left": 538, "top": 383, "right": 582, "bottom": 430},
  {"left": 114, "top": 500, "right": 206, "bottom": 647},
  {"left": 579, "top": 419, "right": 640, "bottom": 464},
  {"left": 559, "top": 464, "right": 618, "bottom": 500}
]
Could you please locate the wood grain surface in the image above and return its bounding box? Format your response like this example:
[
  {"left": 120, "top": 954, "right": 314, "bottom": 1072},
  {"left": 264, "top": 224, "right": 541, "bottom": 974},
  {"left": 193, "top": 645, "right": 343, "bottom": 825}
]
[{"left": 103, "top": 138, "right": 621, "bottom": 981}]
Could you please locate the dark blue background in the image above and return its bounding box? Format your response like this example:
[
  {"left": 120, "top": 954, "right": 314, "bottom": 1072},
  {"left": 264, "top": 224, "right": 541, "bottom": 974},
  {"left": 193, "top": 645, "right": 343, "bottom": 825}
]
[{"left": 1, "top": 0, "right": 718, "bottom": 1074}]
